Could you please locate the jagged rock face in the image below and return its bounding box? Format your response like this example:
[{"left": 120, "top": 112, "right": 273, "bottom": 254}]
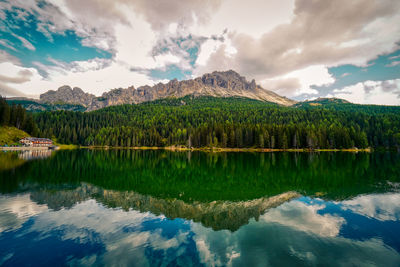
[
  {"left": 30, "top": 183, "right": 300, "bottom": 231},
  {"left": 40, "top": 70, "right": 296, "bottom": 111},
  {"left": 40, "top": 85, "right": 95, "bottom": 107}
]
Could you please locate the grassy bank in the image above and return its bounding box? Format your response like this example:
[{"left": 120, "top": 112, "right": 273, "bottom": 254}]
[
  {"left": 74, "top": 145, "right": 371, "bottom": 153},
  {"left": 0, "top": 126, "right": 29, "bottom": 146},
  {"left": 55, "top": 144, "right": 80, "bottom": 150}
]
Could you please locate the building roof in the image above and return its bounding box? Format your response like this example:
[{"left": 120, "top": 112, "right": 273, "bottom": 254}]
[{"left": 20, "top": 137, "right": 52, "bottom": 142}]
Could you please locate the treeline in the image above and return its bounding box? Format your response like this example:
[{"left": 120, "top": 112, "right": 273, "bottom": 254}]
[
  {"left": 35, "top": 96, "right": 400, "bottom": 149},
  {"left": 0, "top": 96, "right": 38, "bottom": 135}
]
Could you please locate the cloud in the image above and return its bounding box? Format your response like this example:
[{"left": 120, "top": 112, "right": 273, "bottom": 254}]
[
  {"left": 261, "top": 200, "right": 345, "bottom": 237},
  {"left": 386, "top": 61, "right": 400, "bottom": 67},
  {"left": 0, "top": 50, "right": 20, "bottom": 64},
  {"left": 195, "top": 0, "right": 400, "bottom": 96},
  {"left": 0, "top": 0, "right": 218, "bottom": 96},
  {"left": 331, "top": 79, "right": 400, "bottom": 105},
  {"left": 2, "top": 191, "right": 400, "bottom": 266},
  {"left": 0, "top": 61, "right": 37, "bottom": 96},
  {"left": 1, "top": 0, "right": 400, "bottom": 102},
  {"left": 191, "top": 198, "right": 400, "bottom": 266},
  {"left": 2, "top": 196, "right": 193, "bottom": 266},
  {"left": 260, "top": 65, "right": 335, "bottom": 97},
  {"left": 10, "top": 33, "right": 35, "bottom": 51},
  {"left": 340, "top": 193, "right": 400, "bottom": 221},
  {"left": 194, "top": 34, "right": 239, "bottom": 76},
  {"left": 0, "top": 40, "right": 17, "bottom": 52},
  {"left": 260, "top": 77, "right": 301, "bottom": 97},
  {"left": 0, "top": 82, "right": 27, "bottom": 97},
  {"left": 11, "top": 60, "right": 158, "bottom": 96},
  {"left": 191, "top": 0, "right": 295, "bottom": 39},
  {"left": 0, "top": 69, "right": 32, "bottom": 84},
  {"left": 128, "top": 0, "right": 222, "bottom": 31},
  {"left": 0, "top": 194, "right": 47, "bottom": 233}
]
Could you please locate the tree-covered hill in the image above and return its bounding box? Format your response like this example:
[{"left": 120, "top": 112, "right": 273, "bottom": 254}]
[
  {"left": 6, "top": 98, "right": 86, "bottom": 112},
  {"left": 34, "top": 96, "right": 400, "bottom": 149},
  {"left": 295, "top": 97, "right": 400, "bottom": 114},
  {"left": 0, "top": 96, "right": 39, "bottom": 140}
]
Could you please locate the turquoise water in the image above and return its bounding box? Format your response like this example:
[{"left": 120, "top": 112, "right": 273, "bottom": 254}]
[{"left": 0, "top": 150, "right": 399, "bottom": 266}]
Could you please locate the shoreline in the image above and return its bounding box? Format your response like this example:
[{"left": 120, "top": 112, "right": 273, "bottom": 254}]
[
  {"left": 72, "top": 145, "right": 372, "bottom": 153},
  {"left": 0, "top": 146, "right": 53, "bottom": 151},
  {"left": 0, "top": 145, "right": 374, "bottom": 153}
]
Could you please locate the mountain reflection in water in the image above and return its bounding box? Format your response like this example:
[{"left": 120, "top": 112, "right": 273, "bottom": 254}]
[{"left": 0, "top": 150, "right": 399, "bottom": 266}]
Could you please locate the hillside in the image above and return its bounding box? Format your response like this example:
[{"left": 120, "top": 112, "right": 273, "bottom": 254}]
[
  {"left": 39, "top": 70, "right": 296, "bottom": 110},
  {"left": 35, "top": 95, "right": 400, "bottom": 149},
  {"left": 295, "top": 98, "right": 350, "bottom": 107},
  {"left": 6, "top": 98, "right": 86, "bottom": 112},
  {"left": 295, "top": 97, "right": 400, "bottom": 114},
  {"left": 0, "top": 126, "right": 29, "bottom": 146}
]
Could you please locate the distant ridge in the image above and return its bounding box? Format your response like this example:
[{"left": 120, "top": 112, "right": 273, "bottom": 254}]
[{"left": 39, "top": 70, "right": 296, "bottom": 111}]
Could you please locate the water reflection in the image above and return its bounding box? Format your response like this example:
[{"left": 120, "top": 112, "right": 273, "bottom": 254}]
[
  {"left": 0, "top": 149, "right": 53, "bottom": 171},
  {"left": 1, "top": 150, "right": 400, "bottom": 201},
  {"left": 17, "top": 150, "right": 53, "bottom": 160},
  {"left": 0, "top": 191, "right": 399, "bottom": 266},
  {"left": 0, "top": 150, "right": 400, "bottom": 266},
  {"left": 27, "top": 183, "right": 300, "bottom": 231}
]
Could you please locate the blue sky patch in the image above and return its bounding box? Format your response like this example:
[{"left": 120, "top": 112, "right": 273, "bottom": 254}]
[
  {"left": 150, "top": 64, "right": 192, "bottom": 81},
  {"left": 312, "top": 49, "right": 400, "bottom": 96},
  {"left": 148, "top": 35, "right": 206, "bottom": 80},
  {"left": 298, "top": 196, "right": 400, "bottom": 253},
  {"left": 0, "top": 6, "right": 111, "bottom": 75}
]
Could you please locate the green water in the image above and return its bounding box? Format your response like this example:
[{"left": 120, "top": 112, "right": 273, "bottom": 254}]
[{"left": 0, "top": 150, "right": 399, "bottom": 266}]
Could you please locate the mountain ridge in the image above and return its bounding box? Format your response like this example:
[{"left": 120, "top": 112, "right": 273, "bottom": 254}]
[{"left": 39, "top": 70, "right": 296, "bottom": 111}]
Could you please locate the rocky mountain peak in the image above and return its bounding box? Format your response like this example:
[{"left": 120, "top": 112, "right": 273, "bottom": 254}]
[
  {"left": 40, "top": 85, "right": 95, "bottom": 106},
  {"left": 39, "top": 70, "right": 296, "bottom": 110},
  {"left": 72, "top": 87, "right": 85, "bottom": 94},
  {"left": 199, "top": 70, "right": 258, "bottom": 91}
]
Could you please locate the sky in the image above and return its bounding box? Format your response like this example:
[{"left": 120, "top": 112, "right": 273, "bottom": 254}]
[{"left": 0, "top": 0, "right": 399, "bottom": 105}]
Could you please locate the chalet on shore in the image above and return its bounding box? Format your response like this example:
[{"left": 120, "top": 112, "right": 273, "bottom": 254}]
[{"left": 20, "top": 137, "right": 53, "bottom": 147}]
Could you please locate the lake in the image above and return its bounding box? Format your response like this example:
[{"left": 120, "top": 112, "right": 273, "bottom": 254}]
[{"left": 0, "top": 150, "right": 400, "bottom": 266}]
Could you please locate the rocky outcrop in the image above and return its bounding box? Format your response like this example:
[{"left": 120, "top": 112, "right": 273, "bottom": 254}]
[
  {"left": 30, "top": 183, "right": 300, "bottom": 231},
  {"left": 40, "top": 85, "right": 95, "bottom": 106},
  {"left": 40, "top": 70, "right": 296, "bottom": 111}
]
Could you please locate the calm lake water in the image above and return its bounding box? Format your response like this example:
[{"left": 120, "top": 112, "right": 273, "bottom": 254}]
[{"left": 0, "top": 150, "right": 400, "bottom": 266}]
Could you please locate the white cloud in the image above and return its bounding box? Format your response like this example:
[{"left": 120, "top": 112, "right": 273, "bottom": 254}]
[
  {"left": 0, "top": 40, "right": 18, "bottom": 52},
  {"left": 0, "top": 0, "right": 225, "bottom": 96},
  {"left": 7, "top": 196, "right": 192, "bottom": 266},
  {"left": 191, "top": 198, "right": 400, "bottom": 266},
  {"left": 1, "top": 0, "right": 400, "bottom": 103},
  {"left": 261, "top": 200, "right": 345, "bottom": 237},
  {"left": 194, "top": 0, "right": 400, "bottom": 98},
  {"left": 0, "top": 56, "right": 161, "bottom": 97},
  {"left": 192, "top": 0, "right": 295, "bottom": 39},
  {"left": 153, "top": 53, "right": 181, "bottom": 69},
  {"left": 331, "top": 79, "right": 400, "bottom": 105},
  {"left": 2, "top": 190, "right": 400, "bottom": 266},
  {"left": 386, "top": 61, "right": 400, "bottom": 67},
  {"left": 0, "top": 62, "right": 38, "bottom": 97},
  {"left": 113, "top": 11, "right": 158, "bottom": 70},
  {"left": 340, "top": 193, "right": 400, "bottom": 221},
  {"left": 11, "top": 33, "right": 35, "bottom": 51},
  {"left": 260, "top": 65, "right": 335, "bottom": 97},
  {"left": 0, "top": 194, "right": 48, "bottom": 233},
  {"left": 194, "top": 33, "right": 238, "bottom": 75},
  {"left": 195, "top": 39, "right": 222, "bottom": 66}
]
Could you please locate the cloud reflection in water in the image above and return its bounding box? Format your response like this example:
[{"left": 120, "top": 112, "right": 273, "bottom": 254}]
[{"left": 0, "top": 192, "right": 399, "bottom": 266}]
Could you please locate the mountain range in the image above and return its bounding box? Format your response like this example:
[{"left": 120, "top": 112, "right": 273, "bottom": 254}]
[{"left": 37, "top": 70, "right": 295, "bottom": 111}]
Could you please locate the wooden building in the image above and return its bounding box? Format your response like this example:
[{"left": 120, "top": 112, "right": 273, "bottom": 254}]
[{"left": 20, "top": 137, "right": 53, "bottom": 147}]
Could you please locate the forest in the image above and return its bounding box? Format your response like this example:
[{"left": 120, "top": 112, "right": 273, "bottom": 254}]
[
  {"left": 0, "top": 96, "right": 39, "bottom": 136},
  {"left": 33, "top": 96, "right": 400, "bottom": 149}
]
